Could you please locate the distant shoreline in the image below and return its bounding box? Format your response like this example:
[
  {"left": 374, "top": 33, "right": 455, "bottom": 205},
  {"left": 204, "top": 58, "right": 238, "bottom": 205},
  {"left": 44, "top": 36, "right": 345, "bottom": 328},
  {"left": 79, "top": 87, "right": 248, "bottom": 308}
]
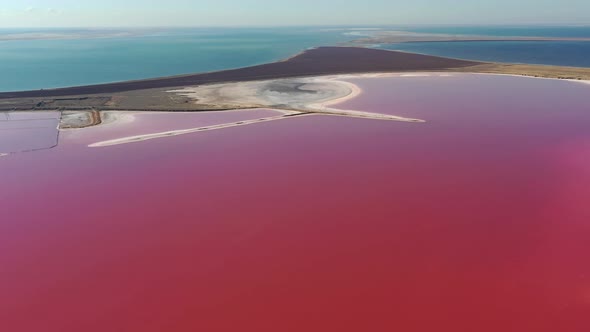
[{"left": 351, "top": 34, "right": 590, "bottom": 45}]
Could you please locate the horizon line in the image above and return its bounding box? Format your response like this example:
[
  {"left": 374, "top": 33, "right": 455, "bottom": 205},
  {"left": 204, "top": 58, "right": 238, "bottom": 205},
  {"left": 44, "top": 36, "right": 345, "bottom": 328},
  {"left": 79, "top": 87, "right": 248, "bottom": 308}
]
[{"left": 1, "top": 23, "right": 590, "bottom": 30}]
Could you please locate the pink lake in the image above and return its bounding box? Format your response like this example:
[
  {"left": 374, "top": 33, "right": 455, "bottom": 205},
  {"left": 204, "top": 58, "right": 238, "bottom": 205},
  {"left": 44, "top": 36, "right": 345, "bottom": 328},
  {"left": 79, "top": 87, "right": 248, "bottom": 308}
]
[{"left": 1, "top": 74, "right": 590, "bottom": 332}]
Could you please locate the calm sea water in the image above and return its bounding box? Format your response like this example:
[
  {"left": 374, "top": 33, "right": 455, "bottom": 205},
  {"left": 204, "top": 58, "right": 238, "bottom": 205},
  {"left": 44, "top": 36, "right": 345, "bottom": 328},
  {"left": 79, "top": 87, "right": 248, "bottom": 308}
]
[
  {"left": 1, "top": 26, "right": 590, "bottom": 92},
  {"left": 0, "top": 28, "right": 351, "bottom": 92},
  {"left": 380, "top": 41, "right": 590, "bottom": 67}
]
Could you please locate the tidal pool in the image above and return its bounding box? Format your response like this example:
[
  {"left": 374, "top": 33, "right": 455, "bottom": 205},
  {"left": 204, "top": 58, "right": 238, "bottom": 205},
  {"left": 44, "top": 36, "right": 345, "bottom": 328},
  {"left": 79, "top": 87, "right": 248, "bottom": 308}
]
[{"left": 1, "top": 74, "right": 589, "bottom": 331}]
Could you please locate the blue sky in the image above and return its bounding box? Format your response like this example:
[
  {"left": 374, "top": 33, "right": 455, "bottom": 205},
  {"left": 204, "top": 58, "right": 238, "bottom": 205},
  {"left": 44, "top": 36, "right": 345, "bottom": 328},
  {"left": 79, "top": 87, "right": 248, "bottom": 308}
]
[{"left": 1, "top": 0, "right": 589, "bottom": 27}]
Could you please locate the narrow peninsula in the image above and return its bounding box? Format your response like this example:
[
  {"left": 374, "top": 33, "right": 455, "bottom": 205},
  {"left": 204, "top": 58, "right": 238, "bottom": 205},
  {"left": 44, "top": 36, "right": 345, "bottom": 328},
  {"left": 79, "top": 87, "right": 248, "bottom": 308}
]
[{"left": 1, "top": 47, "right": 589, "bottom": 115}]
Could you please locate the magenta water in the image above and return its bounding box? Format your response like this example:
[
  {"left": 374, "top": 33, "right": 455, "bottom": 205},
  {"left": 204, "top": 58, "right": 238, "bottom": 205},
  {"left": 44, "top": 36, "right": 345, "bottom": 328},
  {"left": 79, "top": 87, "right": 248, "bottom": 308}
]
[{"left": 1, "top": 75, "right": 590, "bottom": 331}]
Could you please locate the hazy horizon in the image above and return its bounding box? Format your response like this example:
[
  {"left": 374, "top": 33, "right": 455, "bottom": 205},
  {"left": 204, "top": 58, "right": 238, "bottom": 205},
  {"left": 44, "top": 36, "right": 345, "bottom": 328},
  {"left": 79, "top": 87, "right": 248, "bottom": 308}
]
[
  {"left": 1, "top": 1, "right": 589, "bottom": 28},
  {"left": 2, "top": 24, "right": 590, "bottom": 30}
]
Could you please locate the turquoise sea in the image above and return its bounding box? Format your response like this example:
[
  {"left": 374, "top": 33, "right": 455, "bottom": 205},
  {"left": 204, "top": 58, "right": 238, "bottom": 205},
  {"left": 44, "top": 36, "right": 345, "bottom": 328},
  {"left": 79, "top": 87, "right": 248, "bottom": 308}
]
[
  {"left": 0, "top": 27, "right": 351, "bottom": 92},
  {"left": 1, "top": 26, "right": 590, "bottom": 92}
]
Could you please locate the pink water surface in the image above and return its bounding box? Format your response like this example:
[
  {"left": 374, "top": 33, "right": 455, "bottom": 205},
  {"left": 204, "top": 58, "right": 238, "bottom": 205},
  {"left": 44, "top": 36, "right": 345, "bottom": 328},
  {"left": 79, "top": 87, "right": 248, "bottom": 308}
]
[
  {"left": 0, "top": 112, "right": 60, "bottom": 153},
  {"left": 1, "top": 74, "right": 590, "bottom": 331}
]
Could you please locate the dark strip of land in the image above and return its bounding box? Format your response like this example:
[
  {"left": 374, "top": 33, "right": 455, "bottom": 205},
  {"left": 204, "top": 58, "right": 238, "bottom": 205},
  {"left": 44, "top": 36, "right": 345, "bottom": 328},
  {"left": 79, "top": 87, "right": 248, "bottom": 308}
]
[{"left": 0, "top": 47, "right": 479, "bottom": 99}]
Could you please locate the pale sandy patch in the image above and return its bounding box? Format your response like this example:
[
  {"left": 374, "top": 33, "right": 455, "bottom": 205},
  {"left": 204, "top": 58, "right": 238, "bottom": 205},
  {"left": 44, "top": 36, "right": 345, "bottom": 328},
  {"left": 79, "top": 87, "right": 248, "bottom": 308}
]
[
  {"left": 399, "top": 73, "right": 432, "bottom": 77},
  {"left": 169, "top": 76, "right": 424, "bottom": 123}
]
